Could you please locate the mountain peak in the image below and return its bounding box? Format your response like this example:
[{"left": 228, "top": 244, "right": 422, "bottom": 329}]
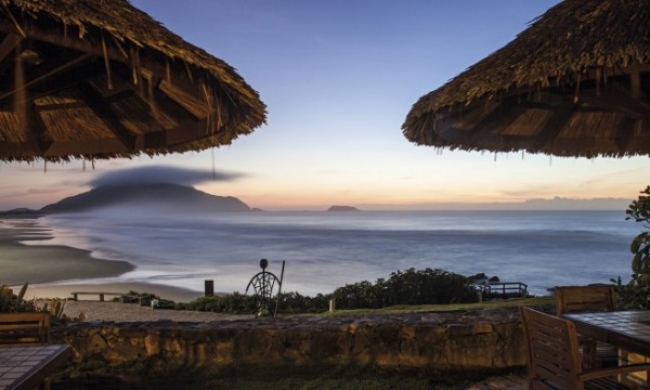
[{"left": 40, "top": 183, "right": 251, "bottom": 214}]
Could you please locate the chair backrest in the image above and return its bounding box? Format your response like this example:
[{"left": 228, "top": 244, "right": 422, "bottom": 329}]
[
  {"left": 554, "top": 285, "right": 616, "bottom": 315},
  {"left": 520, "top": 306, "right": 584, "bottom": 390},
  {"left": 0, "top": 312, "right": 50, "bottom": 345}
]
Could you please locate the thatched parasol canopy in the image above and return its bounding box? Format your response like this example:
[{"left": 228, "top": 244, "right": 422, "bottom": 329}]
[
  {"left": 0, "top": 0, "right": 266, "bottom": 162},
  {"left": 403, "top": 0, "right": 650, "bottom": 158}
]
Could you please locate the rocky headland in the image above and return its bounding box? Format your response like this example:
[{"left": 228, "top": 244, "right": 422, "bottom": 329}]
[{"left": 0, "top": 183, "right": 251, "bottom": 216}]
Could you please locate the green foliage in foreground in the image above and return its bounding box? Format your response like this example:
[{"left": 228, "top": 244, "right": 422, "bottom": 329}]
[
  {"left": 165, "top": 267, "right": 479, "bottom": 314},
  {"left": 0, "top": 282, "right": 33, "bottom": 312},
  {"left": 333, "top": 268, "right": 478, "bottom": 310},
  {"left": 618, "top": 185, "right": 650, "bottom": 310}
]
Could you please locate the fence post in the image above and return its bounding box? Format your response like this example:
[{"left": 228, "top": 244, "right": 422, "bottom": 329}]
[{"left": 205, "top": 280, "right": 214, "bottom": 296}]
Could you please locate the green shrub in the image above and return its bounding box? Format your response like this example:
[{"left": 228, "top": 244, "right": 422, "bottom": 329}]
[
  {"left": 179, "top": 292, "right": 258, "bottom": 314},
  {"left": 0, "top": 282, "right": 35, "bottom": 312},
  {"left": 333, "top": 268, "right": 478, "bottom": 310},
  {"left": 617, "top": 185, "right": 650, "bottom": 309},
  {"left": 277, "top": 292, "right": 329, "bottom": 313},
  {"left": 333, "top": 280, "right": 384, "bottom": 309}
]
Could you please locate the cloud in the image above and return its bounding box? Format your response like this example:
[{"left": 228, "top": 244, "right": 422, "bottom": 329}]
[{"left": 88, "top": 165, "right": 244, "bottom": 188}]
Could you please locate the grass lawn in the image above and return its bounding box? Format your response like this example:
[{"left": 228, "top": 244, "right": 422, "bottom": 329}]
[{"left": 318, "top": 296, "right": 555, "bottom": 317}]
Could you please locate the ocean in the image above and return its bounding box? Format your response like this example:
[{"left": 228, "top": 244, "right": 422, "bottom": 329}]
[{"left": 24, "top": 209, "right": 643, "bottom": 297}]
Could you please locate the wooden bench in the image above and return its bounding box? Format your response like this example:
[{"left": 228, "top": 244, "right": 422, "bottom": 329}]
[
  {"left": 70, "top": 291, "right": 143, "bottom": 304},
  {"left": 0, "top": 312, "right": 50, "bottom": 345}
]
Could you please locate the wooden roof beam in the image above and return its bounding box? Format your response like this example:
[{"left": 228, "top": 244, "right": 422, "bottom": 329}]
[
  {"left": 579, "top": 87, "right": 650, "bottom": 121},
  {"left": 465, "top": 97, "right": 528, "bottom": 139},
  {"left": 0, "top": 53, "right": 93, "bottom": 101},
  {"left": 43, "top": 138, "right": 126, "bottom": 157},
  {"left": 0, "top": 22, "right": 212, "bottom": 103},
  {"left": 152, "top": 78, "right": 204, "bottom": 122},
  {"left": 144, "top": 117, "right": 224, "bottom": 148},
  {"left": 0, "top": 32, "right": 20, "bottom": 63},
  {"left": 24, "top": 96, "right": 52, "bottom": 156},
  {"left": 144, "top": 78, "right": 228, "bottom": 148},
  {"left": 77, "top": 82, "right": 139, "bottom": 152},
  {"left": 13, "top": 53, "right": 50, "bottom": 157},
  {"left": 536, "top": 99, "right": 577, "bottom": 151},
  {"left": 615, "top": 117, "right": 640, "bottom": 153},
  {"left": 33, "top": 101, "right": 88, "bottom": 112}
]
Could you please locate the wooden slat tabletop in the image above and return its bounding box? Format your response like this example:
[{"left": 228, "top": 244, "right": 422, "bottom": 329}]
[
  {"left": 564, "top": 311, "right": 650, "bottom": 356},
  {"left": 0, "top": 345, "right": 71, "bottom": 390}
]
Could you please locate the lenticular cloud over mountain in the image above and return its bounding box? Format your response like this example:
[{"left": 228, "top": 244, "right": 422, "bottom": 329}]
[{"left": 88, "top": 166, "right": 244, "bottom": 188}]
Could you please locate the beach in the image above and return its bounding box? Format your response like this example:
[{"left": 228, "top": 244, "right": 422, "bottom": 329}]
[{"left": 0, "top": 219, "right": 204, "bottom": 303}]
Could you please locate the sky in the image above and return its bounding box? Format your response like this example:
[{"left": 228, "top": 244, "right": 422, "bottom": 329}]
[{"left": 2, "top": 0, "right": 650, "bottom": 211}]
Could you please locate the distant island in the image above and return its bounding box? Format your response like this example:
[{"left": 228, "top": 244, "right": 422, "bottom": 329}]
[
  {"left": 327, "top": 205, "right": 360, "bottom": 212},
  {"left": 0, "top": 183, "right": 251, "bottom": 216}
]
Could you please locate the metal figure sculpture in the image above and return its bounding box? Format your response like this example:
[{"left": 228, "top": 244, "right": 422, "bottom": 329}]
[{"left": 245, "top": 259, "right": 285, "bottom": 317}]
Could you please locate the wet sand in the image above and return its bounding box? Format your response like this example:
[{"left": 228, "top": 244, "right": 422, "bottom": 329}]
[{"left": 0, "top": 219, "right": 203, "bottom": 303}]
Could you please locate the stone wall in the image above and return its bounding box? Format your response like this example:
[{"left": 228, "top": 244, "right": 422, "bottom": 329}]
[{"left": 51, "top": 308, "right": 526, "bottom": 373}]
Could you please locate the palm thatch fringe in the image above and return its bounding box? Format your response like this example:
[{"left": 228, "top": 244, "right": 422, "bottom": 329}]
[
  {"left": 403, "top": 0, "right": 650, "bottom": 158},
  {"left": 0, "top": 0, "right": 266, "bottom": 161}
]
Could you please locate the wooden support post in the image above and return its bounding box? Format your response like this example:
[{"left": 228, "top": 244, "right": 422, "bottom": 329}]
[{"left": 205, "top": 280, "right": 214, "bottom": 296}]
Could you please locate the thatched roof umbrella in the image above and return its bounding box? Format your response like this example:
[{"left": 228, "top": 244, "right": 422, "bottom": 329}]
[
  {"left": 0, "top": 0, "right": 266, "bottom": 162},
  {"left": 403, "top": 0, "right": 650, "bottom": 158}
]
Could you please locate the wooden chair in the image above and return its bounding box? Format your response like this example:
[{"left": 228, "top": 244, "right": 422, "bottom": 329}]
[
  {"left": 555, "top": 285, "right": 619, "bottom": 368},
  {"left": 0, "top": 312, "right": 50, "bottom": 345},
  {"left": 555, "top": 285, "right": 616, "bottom": 315},
  {"left": 520, "top": 306, "right": 650, "bottom": 390}
]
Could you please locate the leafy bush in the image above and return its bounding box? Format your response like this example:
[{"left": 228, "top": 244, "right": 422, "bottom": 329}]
[
  {"left": 178, "top": 292, "right": 258, "bottom": 314},
  {"left": 333, "top": 280, "right": 385, "bottom": 309},
  {"left": 277, "top": 292, "right": 329, "bottom": 313},
  {"left": 333, "top": 268, "right": 478, "bottom": 310},
  {"left": 617, "top": 186, "right": 650, "bottom": 309},
  {"left": 0, "top": 282, "right": 36, "bottom": 312}
]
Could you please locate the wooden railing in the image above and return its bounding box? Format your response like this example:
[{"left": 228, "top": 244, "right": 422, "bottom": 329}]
[{"left": 483, "top": 282, "right": 528, "bottom": 299}]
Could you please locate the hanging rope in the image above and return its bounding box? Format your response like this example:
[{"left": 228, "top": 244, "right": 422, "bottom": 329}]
[{"left": 211, "top": 148, "right": 216, "bottom": 180}]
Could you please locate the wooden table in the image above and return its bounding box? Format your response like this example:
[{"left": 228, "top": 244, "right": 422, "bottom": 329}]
[
  {"left": 563, "top": 311, "right": 650, "bottom": 356},
  {"left": 0, "top": 344, "right": 71, "bottom": 390}
]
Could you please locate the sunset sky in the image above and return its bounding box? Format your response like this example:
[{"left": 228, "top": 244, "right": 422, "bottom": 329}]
[{"left": 2, "top": 0, "right": 649, "bottom": 211}]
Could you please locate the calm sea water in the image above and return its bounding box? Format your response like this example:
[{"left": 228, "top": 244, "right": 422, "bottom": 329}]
[{"left": 25, "top": 209, "right": 644, "bottom": 297}]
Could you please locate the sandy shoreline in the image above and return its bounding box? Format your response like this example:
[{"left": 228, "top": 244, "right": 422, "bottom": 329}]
[{"left": 0, "top": 219, "right": 206, "bottom": 303}]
